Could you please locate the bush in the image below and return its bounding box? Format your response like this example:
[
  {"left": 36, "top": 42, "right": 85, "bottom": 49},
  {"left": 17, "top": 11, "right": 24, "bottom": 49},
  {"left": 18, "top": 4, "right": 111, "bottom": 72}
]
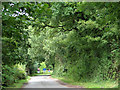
[
  {"left": 14, "top": 64, "right": 27, "bottom": 79},
  {"left": 2, "top": 64, "right": 27, "bottom": 87}
]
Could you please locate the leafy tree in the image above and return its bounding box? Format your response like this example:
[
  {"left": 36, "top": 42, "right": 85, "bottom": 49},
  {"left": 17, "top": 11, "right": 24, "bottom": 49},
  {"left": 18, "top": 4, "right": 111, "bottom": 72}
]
[{"left": 2, "top": 2, "right": 120, "bottom": 88}]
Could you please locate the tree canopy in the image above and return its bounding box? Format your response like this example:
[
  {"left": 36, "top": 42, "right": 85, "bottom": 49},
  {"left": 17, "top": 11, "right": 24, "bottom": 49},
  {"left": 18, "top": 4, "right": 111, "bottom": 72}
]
[{"left": 2, "top": 2, "right": 120, "bottom": 86}]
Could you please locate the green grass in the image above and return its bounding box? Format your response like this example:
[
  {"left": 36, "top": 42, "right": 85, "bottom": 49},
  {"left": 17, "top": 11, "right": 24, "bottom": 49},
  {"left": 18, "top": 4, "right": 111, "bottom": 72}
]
[
  {"left": 32, "top": 73, "right": 51, "bottom": 76},
  {"left": 51, "top": 75, "right": 118, "bottom": 88},
  {"left": 31, "top": 71, "right": 53, "bottom": 76},
  {"left": 5, "top": 76, "right": 30, "bottom": 88}
]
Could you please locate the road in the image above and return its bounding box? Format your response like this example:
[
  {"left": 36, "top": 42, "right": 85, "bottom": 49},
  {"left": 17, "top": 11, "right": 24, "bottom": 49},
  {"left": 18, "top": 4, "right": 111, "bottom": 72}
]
[{"left": 22, "top": 75, "right": 68, "bottom": 88}]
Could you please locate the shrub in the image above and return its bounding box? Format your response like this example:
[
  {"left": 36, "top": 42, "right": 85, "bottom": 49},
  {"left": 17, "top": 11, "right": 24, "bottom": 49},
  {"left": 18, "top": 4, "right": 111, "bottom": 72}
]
[{"left": 2, "top": 64, "right": 27, "bottom": 87}]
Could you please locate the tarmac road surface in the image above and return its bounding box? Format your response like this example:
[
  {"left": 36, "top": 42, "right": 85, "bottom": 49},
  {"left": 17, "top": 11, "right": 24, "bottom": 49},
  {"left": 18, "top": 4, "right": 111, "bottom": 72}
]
[{"left": 22, "top": 75, "right": 68, "bottom": 88}]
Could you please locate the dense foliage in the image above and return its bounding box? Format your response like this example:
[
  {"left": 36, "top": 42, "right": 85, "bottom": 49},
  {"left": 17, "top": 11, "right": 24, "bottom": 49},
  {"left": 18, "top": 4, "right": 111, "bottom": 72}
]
[
  {"left": 27, "top": 2, "right": 120, "bottom": 82},
  {"left": 2, "top": 2, "right": 31, "bottom": 88},
  {"left": 2, "top": 64, "right": 27, "bottom": 87},
  {"left": 2, "top": 2, "right": 120, "bottom": 88}
]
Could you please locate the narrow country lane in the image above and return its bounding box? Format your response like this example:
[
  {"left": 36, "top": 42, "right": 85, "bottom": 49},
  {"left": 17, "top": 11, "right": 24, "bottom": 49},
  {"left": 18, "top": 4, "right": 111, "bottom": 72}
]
[{"left": 22, "top": 75, "right": 68, "bottom": 88}]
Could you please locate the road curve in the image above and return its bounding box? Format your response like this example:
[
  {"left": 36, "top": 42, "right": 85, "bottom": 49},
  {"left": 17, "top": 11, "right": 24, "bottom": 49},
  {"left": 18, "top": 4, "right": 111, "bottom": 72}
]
[{"left": 22, "top": 75, "right": 68, "bottom": 88}]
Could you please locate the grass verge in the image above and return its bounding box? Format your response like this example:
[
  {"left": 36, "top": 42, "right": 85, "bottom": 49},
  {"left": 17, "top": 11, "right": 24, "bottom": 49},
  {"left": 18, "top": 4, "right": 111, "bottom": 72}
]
[
  {"left": 5, "top": 76, "right": 30, "bottom": 88},
  {"left": 51, "top": 75, "right": 118, "bottom": 88},
  {"left": 32, "top": 73, "right": 51, "bottom": 76},
  {"left": 31, "top": 71, "right": 53, "bottom": 76}
]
